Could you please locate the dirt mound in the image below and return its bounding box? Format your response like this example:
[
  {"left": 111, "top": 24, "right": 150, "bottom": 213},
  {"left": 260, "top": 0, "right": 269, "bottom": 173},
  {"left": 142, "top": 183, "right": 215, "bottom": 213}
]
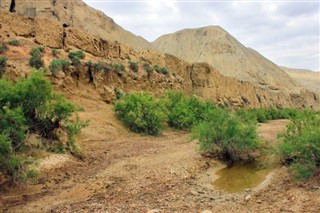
[
  {"left": 153, "top": 26, "right": 299, "bottom": 93},
  {"left": 0, "top": 0, "right": 154, "bottom": 51}
]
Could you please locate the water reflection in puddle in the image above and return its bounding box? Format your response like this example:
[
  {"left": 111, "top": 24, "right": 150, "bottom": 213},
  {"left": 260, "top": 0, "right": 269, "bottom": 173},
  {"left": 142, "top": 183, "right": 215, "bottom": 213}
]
[{"left": 212, "top": 157, "right": 277, "bottom": 193}]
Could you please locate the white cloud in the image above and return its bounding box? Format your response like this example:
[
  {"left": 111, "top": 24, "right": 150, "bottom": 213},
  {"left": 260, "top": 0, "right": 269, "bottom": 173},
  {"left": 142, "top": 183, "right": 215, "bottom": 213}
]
[{"left": 84, "top": 0, "right": 320, "bottom": 71}]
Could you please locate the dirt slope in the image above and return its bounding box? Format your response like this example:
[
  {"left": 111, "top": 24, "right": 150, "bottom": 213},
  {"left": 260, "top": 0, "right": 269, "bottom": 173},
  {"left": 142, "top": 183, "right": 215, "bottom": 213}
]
[
  {"left": 153, "top": 26, "right": 299, "bottom": 93},
  {"left": 0, "top": 0, "right": 154, "bottom": 50},
  {"left": 1, "top": 12, "right": 319, "bottom": 109},
  {"left": 281, "top": 67, "right": 320, "bottom": 93}
]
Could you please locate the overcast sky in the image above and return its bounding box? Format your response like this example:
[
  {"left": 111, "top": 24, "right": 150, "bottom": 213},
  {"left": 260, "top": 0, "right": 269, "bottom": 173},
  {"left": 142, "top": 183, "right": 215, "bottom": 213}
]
[{"left": 83, "top": 0, "right": 320, "bottom": 71}]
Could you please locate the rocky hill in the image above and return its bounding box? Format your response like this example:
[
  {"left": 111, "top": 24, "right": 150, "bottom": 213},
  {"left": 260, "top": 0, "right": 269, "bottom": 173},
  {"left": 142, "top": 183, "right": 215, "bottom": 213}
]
[
  {"left": 281, "top": 67, "right": 320, "bottom": 93},
  {"left": 153, "top": 26, "right": 301, "bottom": 93},
  {"left": 0, "top": 0, "right": 154, "bottom": 50},
  {"left": 1, "top": 12, "right": 319, "bottom": 109}
]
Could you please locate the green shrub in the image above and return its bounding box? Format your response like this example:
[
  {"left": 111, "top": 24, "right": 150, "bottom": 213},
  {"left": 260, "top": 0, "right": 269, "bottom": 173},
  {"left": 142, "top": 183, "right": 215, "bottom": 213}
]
[
  {"left": 0, "top": 56, "right": 8, "bottom": 76},
  {"left": 154, "top": 65, "right": 170, "bottom": 76},
  {"left": 7, "top": 39, "right": 20, "bottom": 46},
  {"left": 49, "top": 59, "right": 71, "bottom": 73},
  {"left": 114, "top": 92, "right": 167, "bottom": 135},
  {"left": 143, "top": 63, "right": 153, "bottom": 79},
  {"left": 278, "top": 110, "right": 320, "bottom": 179},
  {"left": 0, "top": 107, "right": 28, "bottom": 148},
  {"left": 68, "top": 50, "right": 85, "bottom": 66},
  {"left": 0, "top": 72, "right": 88, "bottom": 182},
  {"left": 162, "top": 91, "right": 217, "bottom": 130},
  {"left": 51, "top": 49, "right": 61, "bottom": 57},
  {"left": 93, "top": 61, "right": 113, "bottom": 73},
  {"left": 0, "top": 43, "right": 8, "bottom": 53},
  {"left": 29, "top": 46, "right": 45, "bottom": 69},
  {"left": 114, "top": 87, "right": 123, "bottom": 100},
  {"left": 114, "top": 63, "right": 125, "bottom": 75},
  {"left": 192, "top": 111, "right": 260, "bottom": 164},
  {"left": 128, "top": 61, "right": 138, "bottom": 72},
  {"left": 68, "top": 50, "right": 85, "bottom": 60}
]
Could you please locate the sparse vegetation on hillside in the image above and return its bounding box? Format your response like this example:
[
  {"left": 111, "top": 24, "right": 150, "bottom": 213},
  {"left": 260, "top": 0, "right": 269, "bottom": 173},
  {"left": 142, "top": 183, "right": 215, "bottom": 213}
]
[
  {"left": 7, "top": 39, "right": 20, "bottom": 46},
  {"left": 154, "top": 65, "right": 170, "bottom": 76},
  {"left": 51, "top": 49, "right": 61, "bottom": 57},
  {"left": 0, "top": 71, "right": 88, "bottom": 182},
  {"left": 68, "top": 50, "right": 85, "bottom": 66},
  {"left": 49, "top": 59, "right": 71, "bottom": 73},
  {"left": 0, "top": 43, "right": 8, "bottom": 53},
  {"left": 128, "top": 61, "right": 138, "bottom": 72},
  {"left": 143, "top": 63, "right": 153, "bottom": 79},
  {"left": 29, "top": 46, "right": 45, "bottom": 69}
]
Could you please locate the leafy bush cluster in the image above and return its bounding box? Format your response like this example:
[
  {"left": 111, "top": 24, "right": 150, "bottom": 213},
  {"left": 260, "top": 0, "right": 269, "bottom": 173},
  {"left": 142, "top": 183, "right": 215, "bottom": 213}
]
[
  {"left": 278, "top": 110, "right": 320, "bottom": 179},
  {"left": 143, "top": 63, "right": 153, "bottom": 78},
  {"left": 7, "top": 40, "right": 20, "bottom": 46},
  {"left": 92, "top": 61, "right": 125, "bottom": 75},
  {"left": 68, "top": 50, "right": 85, "bottom": 66},
  {"left": 154, "top": 65, "right": 170, "bottom": 76},
  {"left": 128, "top": 61, "right": 138, "bottom": 72},
  {"left": 29, "top": 46, "right": 45, "bottom": 69},
  {"left": 49, "top": 59, "right": 71, "bottom": 73},
  {"left": 114, "top": 92, "right": 167, "bottom": 135},
  {"left": 0, "top": 56, "right": 7, "bottom": 76},
  {"left": 51, "top": 49, "right": 61, "bottom": 57},
  {"left": 0, "top": 72, "right": 88, "bottom": 181},
  {"left": 114, "top": 91, "right": 259, "bottom": 163},
  {"left": 0, "top": 43, "right": 8, "bottom": 53}
]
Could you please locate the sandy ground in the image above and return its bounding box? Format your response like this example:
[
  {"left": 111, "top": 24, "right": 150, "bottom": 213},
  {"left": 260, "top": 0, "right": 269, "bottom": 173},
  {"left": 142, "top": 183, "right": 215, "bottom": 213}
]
[{"left": 0, "top": 96, "right": 319, "bottom": 213}]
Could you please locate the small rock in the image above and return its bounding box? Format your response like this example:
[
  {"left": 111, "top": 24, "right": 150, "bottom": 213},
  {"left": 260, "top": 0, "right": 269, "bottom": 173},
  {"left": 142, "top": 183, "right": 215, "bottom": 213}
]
[
  {"left": 190, "top": 190, "right": 199, "bottom": 196},
  {"left": 245, "top": 195, "right": 252, "bottom": 201},
  {"left": 202, "top": 210, "right": 213, "bottom": 213},
  {"left": 147, "top": 209, "right": 160, "bottom": 213},
  {"left": 256, "top": 199, "right": 263, "bottom": 204}
]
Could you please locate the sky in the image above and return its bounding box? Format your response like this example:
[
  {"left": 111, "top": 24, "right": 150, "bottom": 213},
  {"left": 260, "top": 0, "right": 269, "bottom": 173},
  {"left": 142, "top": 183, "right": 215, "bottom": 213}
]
[{"left": 83, "top": 0, "right": 320, "bottom": 71}]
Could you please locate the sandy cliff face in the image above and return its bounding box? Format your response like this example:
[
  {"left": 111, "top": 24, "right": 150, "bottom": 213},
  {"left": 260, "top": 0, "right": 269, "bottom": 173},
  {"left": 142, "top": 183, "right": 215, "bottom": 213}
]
[
  {"left": 0, "top": 0, "right": 154, "bottom": 50},
  {"left": 153, "top": 26, "right": 300, "bottom": 93},
  {"left": 281, "top": 67, "right": 320, "bottom": 94},
  {"left": 1, "top": 13, "right": 319, "bottom": 109}
]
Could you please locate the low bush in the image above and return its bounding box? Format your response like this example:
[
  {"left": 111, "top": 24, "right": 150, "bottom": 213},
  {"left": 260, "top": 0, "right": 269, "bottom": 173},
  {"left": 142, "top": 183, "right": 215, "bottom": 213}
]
[
  {"left": 7, "top": 40, "right": 20, "bottom": 46},
  {"left": 0, "top": 56, "right": 7, "bottom": 76},
  {"left": 68, "top": 50, "right": 85, "bottom": 60},
  {"left": 68, "top": 50, "right": 85, "bottom": 66},
  {"left": 278, "top": 110, "right": 320, "bottom": 179},
  {"left": 114, "top": 92, "right": 167, "bottom": 135},
  {"left": 128, "top": 61, "right": 138, "bottom": 72},
  {"left": 51, "top": 49, "right": 61, "bottom": 57},
  {"left": 143, "top": 63, "right": 153, "bottom": 76},
  {"left": 192, "top": 110, "right": 260, "bottom": 164},
  {"left": 49, "top": 59, "right": 71, "bottom": 73},
  {"left": 29, "top": 46, "right": 45, "bottom": 69},
  {"left": 163, "top": 91, "right": 218, "bottom": 130},
  {"left": 0, "top": 43, "right": 8, "bottom": 53},
  {"left": 154, "top": 65, "right": 170, "bottom": 76}
]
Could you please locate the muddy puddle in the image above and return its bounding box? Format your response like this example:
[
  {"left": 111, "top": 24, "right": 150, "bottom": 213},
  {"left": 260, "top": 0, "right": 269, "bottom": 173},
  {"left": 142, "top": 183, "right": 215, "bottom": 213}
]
[{"left": 212, "top": 155, "right": 279, "bottom": 193}]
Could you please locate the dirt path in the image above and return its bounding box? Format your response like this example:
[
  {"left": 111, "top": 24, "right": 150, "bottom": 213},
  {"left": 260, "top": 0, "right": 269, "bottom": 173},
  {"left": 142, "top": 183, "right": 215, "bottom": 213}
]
[{"left": 1, "top": 97, "right": 319, "bottom": 213}]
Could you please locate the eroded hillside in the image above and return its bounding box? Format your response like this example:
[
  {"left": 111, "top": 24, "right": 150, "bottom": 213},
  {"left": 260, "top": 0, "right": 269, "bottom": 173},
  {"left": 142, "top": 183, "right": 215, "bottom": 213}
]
[
  {"left": 153, "top": 26, "right": 302, "bottom": 93},
  {"left": 0, "top": 12, "right": 319, "bottom": 109},
  {"left": 0, "top": 0, "right": 154, "bottom": 50}
]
